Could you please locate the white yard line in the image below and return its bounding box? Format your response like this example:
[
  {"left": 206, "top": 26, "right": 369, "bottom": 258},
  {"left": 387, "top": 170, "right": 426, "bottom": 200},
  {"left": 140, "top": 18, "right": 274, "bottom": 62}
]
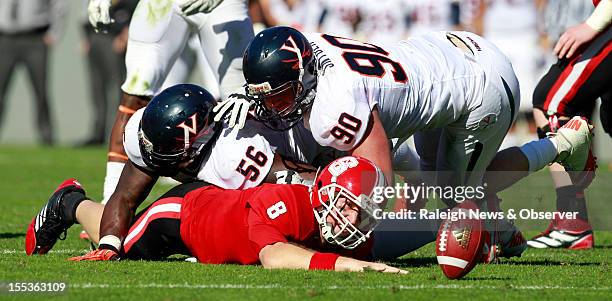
[
  {"left": 69, "top": 283, "right": 611, "bottom": 290},
  {"left": 1, "top": 249, "right": 87, "bottom": 254}
]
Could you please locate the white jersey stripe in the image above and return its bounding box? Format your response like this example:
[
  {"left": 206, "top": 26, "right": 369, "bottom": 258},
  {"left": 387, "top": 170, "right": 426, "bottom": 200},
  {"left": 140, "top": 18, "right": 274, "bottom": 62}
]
[
  {"left": 123, "top": 203, "right": 181, "bottom": 246},
  {"left": 547, "top": 59, "right": 590, "bottom": 114}
]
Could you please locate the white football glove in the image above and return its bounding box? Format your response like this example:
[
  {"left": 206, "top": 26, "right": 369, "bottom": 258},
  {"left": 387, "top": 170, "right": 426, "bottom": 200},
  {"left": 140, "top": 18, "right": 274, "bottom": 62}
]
[
  {"left": 88, "top": 0, "right": 113, "bottom": 30},
  {"left": 275, "top": 170, "right": 311, "bottom": 185},
  {"left": 177, "top": 0, "right": 225, "bottom": 16},
  {"left": 213, "top": 93, "right": 253, "bottom": 130}
]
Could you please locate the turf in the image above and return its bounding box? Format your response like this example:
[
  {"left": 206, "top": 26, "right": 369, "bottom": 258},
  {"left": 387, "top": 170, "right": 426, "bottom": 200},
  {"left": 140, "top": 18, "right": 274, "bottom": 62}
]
[{"left": 0, "top": 146, "right": 610, "bottom": 300}]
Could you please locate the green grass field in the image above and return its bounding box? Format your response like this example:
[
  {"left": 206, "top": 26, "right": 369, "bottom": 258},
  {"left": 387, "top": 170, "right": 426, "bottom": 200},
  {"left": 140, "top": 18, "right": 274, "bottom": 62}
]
[{"left": 0, "top": 146, "right": 610, "bottom": 300}]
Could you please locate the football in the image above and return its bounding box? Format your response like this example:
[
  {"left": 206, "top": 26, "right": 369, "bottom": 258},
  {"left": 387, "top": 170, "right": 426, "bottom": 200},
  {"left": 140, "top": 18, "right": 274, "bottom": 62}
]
[{"left": 435, "top": 201, "right": 486, "bottom": 279}]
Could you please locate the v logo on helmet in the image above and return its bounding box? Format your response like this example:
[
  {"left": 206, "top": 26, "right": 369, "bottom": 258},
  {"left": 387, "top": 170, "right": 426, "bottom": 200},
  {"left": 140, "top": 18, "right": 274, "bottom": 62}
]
[
  {"left": 177, "top": 113, "right": 198, "bottom": 135},
  {"left": 280, "top": 36, "right": 301, "bottom": 57},
  {"left": 177, "top": 113, "right": 199, "bottom": 151},
  {"left": 280, "top": 36, "right": 310, "bottom": 77}
]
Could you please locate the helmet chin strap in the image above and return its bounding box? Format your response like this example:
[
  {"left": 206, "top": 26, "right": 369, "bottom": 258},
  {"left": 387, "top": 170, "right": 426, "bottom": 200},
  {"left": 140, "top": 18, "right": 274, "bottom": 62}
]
[{"left": 320, "top": 223, "right": 334, "bottom": 243}]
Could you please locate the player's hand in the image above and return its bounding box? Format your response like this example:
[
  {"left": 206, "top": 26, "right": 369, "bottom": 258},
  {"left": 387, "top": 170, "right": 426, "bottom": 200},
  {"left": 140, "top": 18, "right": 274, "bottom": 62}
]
[
  {"left": 336, "top": 257, "right": 408, "bottom": 274},
  {"left": 554, "top": 23, "right": 599, "bottom": 59},
  {"left": 68, "top": 248, "right": 120, "bottom": 261},
  {"left": 177, "top": 0, "right": 225, "bottom": 16},
  {"left": 88, "top": 0, "right": 114, "bottom": 31},
  {"left": 360, "top": 262, "right": 408, "bottom": 274},
  {"left": 213, "top": 93, "right": 252, "bottom": 129}
]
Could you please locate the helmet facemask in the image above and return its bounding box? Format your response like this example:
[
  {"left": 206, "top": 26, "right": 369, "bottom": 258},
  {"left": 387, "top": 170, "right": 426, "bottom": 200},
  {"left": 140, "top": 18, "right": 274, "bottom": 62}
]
[
  {"left": 313, "top": 180, "right": 383, "bottom": 250},
  {"left": 247, "top": 56, "right": 317, "bottom": 131}
]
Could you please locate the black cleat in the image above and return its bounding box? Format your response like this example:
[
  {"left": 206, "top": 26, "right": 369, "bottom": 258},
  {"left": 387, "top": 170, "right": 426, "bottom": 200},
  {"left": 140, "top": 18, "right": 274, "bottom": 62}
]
[{"left": 25, "top": 179, "right": 86, "bottom": 255}]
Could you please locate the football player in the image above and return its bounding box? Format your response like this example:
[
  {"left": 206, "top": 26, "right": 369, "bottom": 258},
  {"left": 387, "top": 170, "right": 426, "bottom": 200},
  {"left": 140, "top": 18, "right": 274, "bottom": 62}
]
[
  {"left": 43, "top": 83, "right": 357, "bottom": 261},
  {"left": 26, "top": 156, "right": 406, "bottom": 274},
  {"left": 528, "top": 0, "right": 611, "bottom": 250},
  {"left": 229, "top": 26, "right": 595, "bottom": 260},
  {"left": 87, "top": 0, "right": 254, "bottom": 203}
]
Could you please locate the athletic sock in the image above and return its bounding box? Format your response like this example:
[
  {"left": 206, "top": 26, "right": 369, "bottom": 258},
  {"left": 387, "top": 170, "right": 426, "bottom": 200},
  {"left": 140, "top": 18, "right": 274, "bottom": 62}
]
[
  {"left": 556, "top": 185, "right": 589, "bottom": 221},
  {"left": 518, "top": 138, "right": 558, "bottom": 172},
  {"left": 102, "top": 162, "right": 125, "bottom": 204},
  {"left": 62, "top": 191, "right": 88, "bottom": 225}
]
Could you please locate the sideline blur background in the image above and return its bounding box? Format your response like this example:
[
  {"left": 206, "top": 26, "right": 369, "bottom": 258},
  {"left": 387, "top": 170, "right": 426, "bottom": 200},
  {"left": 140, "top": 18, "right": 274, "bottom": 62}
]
[{"left": 1, "top": 0, "right": 610, "bottom": 163}]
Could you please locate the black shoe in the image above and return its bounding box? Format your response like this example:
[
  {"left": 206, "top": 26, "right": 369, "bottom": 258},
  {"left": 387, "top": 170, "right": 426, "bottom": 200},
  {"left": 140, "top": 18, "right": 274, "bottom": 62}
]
[{"left": 25, "top": 179, "right": 86, "bottom": 255}]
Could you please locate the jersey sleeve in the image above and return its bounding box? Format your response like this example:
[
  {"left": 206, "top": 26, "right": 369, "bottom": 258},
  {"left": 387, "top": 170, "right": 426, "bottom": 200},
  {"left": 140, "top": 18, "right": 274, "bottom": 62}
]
[
  {"left": 123, "top": 108, "right": 152, "bottom": 170},
  {"left": 196, "top": 122, "right": 274, "bottom": 189},
  {"left": 246, "top": 184, "right": 316, "bottom": 253},
  {"left": 309, "top": 73, "right": 373, "bottom": 151}
]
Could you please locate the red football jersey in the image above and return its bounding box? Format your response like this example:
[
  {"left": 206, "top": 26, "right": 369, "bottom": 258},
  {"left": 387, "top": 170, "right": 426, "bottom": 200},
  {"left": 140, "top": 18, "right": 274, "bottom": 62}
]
[{"left": 179, "top": 184, "right": 320, "bottom": 264}]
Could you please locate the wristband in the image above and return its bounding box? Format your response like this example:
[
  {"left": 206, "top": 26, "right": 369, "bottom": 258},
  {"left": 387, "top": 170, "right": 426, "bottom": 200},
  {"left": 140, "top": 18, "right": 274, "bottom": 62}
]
[
  {"left": 98, "top": 235, "right": 122, "bottom": 253},
  {"left": 309, "top": 252, "right": 339, "bottom": 270},
  {"left": 586, "top": 0, "right": 612, "bottom": 32}
]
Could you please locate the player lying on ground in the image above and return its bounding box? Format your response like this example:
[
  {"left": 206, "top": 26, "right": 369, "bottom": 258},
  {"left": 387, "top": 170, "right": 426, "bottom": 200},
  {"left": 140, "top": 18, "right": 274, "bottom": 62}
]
[
  {"left": 26, "top": 110, "right": 593, "bottom": 267},
  {"left": 528, "top": 0, "right": 611, "bottom": 250},
  {"left": 26, "top": 156, "right": 406, "bottom": 274}
]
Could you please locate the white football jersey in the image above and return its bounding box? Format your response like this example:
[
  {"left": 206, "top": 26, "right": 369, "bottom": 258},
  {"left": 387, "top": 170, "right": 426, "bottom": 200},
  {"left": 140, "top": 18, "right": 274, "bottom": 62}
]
[
  {"left": 124, "top": 109, "right": 274, "bottom": 189},
  {"left": 124, "top": 109, "right": 341, "bottom": 188},
  {"left": 305, "top": 31, "right": 485, "bottom": 151}
]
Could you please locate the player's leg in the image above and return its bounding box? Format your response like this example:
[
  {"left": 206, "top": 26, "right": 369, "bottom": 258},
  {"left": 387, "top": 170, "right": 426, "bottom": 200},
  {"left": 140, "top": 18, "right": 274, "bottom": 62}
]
[
  {"left": 0, "top": 35, "right": 19, "bottom": 133},
  {"left": 22, "top": 34, "right": 53, "bottom": 145},
  {"left": 527, "top": 30, "right": 611, "bottom": 249},
  {"left": 371, "top": 217, "right": 441, "bottom": 260},
  {"left": 103, "top": 0, "right": 191, "bottom": 202},
  {"left": 601, "top": 91, "right": 612, "bottom": 139},
  {"left": 196, "top": 0, "right": 254, "bottom": 98},
  {"left": 122, "top": 182, "right": 208, "bottom": 260}
]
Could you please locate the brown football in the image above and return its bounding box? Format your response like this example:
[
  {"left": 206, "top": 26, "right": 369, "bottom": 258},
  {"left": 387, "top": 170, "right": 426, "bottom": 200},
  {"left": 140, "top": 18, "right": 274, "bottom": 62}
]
[{"left": 435, "top": 201, "right": 486, "bottom": 279}]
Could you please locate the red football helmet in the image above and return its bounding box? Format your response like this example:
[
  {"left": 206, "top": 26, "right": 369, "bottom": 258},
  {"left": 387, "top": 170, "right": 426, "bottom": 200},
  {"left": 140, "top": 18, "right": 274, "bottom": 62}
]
[{"left": 310, "top": 156, "right": 386, "bottom": 249}]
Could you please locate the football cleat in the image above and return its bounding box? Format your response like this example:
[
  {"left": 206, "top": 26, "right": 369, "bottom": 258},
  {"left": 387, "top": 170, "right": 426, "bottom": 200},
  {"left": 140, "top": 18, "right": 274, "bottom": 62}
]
[
  {"left": 481, "top": 219, "right": 527, "bottom": 263},
  {"left": 550, "top": 116, "right": 593, "bottom": 171},
  {"left": 479, "top": 197, "right": 527, "bottom": 263},
  {"left": 25, "top": 179, "right": 85, "bottom": 255},
  {"left": 527, "top": 217, "right": 594, "bottom": 250}
]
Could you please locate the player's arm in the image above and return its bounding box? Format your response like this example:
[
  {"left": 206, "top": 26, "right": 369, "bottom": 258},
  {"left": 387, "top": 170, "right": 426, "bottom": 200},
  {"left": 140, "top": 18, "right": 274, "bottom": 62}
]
[
  {"left": 259, "top": 242, "right": 406, "bottom": 273},
  {"left": 97, "top": 160, "right": 158, "bottom": 252},
  {"left": 264, "top": 153, "right": 317, "bottom": 184},
  {"left": 350, "top": 108, "right": 394, "bottom": 190},
  {"left": 554, "top": 0, "right": 612, "bottom": 58}
]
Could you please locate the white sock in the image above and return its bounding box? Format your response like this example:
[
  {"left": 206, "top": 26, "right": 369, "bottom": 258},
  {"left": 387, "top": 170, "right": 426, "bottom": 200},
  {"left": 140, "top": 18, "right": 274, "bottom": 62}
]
[
  {"left": 102, "top": 162, "right": 125, "bottom": 204},
  {"left": 519, "top": 138, "right": 558, "bottom": 172}
]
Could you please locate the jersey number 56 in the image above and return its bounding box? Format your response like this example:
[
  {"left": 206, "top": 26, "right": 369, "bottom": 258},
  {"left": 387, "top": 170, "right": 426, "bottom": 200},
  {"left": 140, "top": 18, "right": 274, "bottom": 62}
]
[{"left": 236, "top": 146, "right": 268, "bottom": 181}]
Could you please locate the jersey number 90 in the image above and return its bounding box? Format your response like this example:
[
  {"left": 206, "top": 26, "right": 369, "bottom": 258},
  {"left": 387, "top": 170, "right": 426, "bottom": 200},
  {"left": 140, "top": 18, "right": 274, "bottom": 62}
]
[{"left": 322, "top": 34, "right": 407, "bottom": 83}]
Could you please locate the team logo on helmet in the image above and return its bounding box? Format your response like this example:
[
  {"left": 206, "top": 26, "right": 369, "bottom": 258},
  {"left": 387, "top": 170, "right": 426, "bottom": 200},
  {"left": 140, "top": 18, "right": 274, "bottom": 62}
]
[
  {"left": 176, "top": 113, "right": 199, "bottom": 151},
  {"left": 328, "top": 156, "right": 359, "bottom": 178},
  {"left": 280, "top": 36, "right": 312, "bottom": 77}
]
